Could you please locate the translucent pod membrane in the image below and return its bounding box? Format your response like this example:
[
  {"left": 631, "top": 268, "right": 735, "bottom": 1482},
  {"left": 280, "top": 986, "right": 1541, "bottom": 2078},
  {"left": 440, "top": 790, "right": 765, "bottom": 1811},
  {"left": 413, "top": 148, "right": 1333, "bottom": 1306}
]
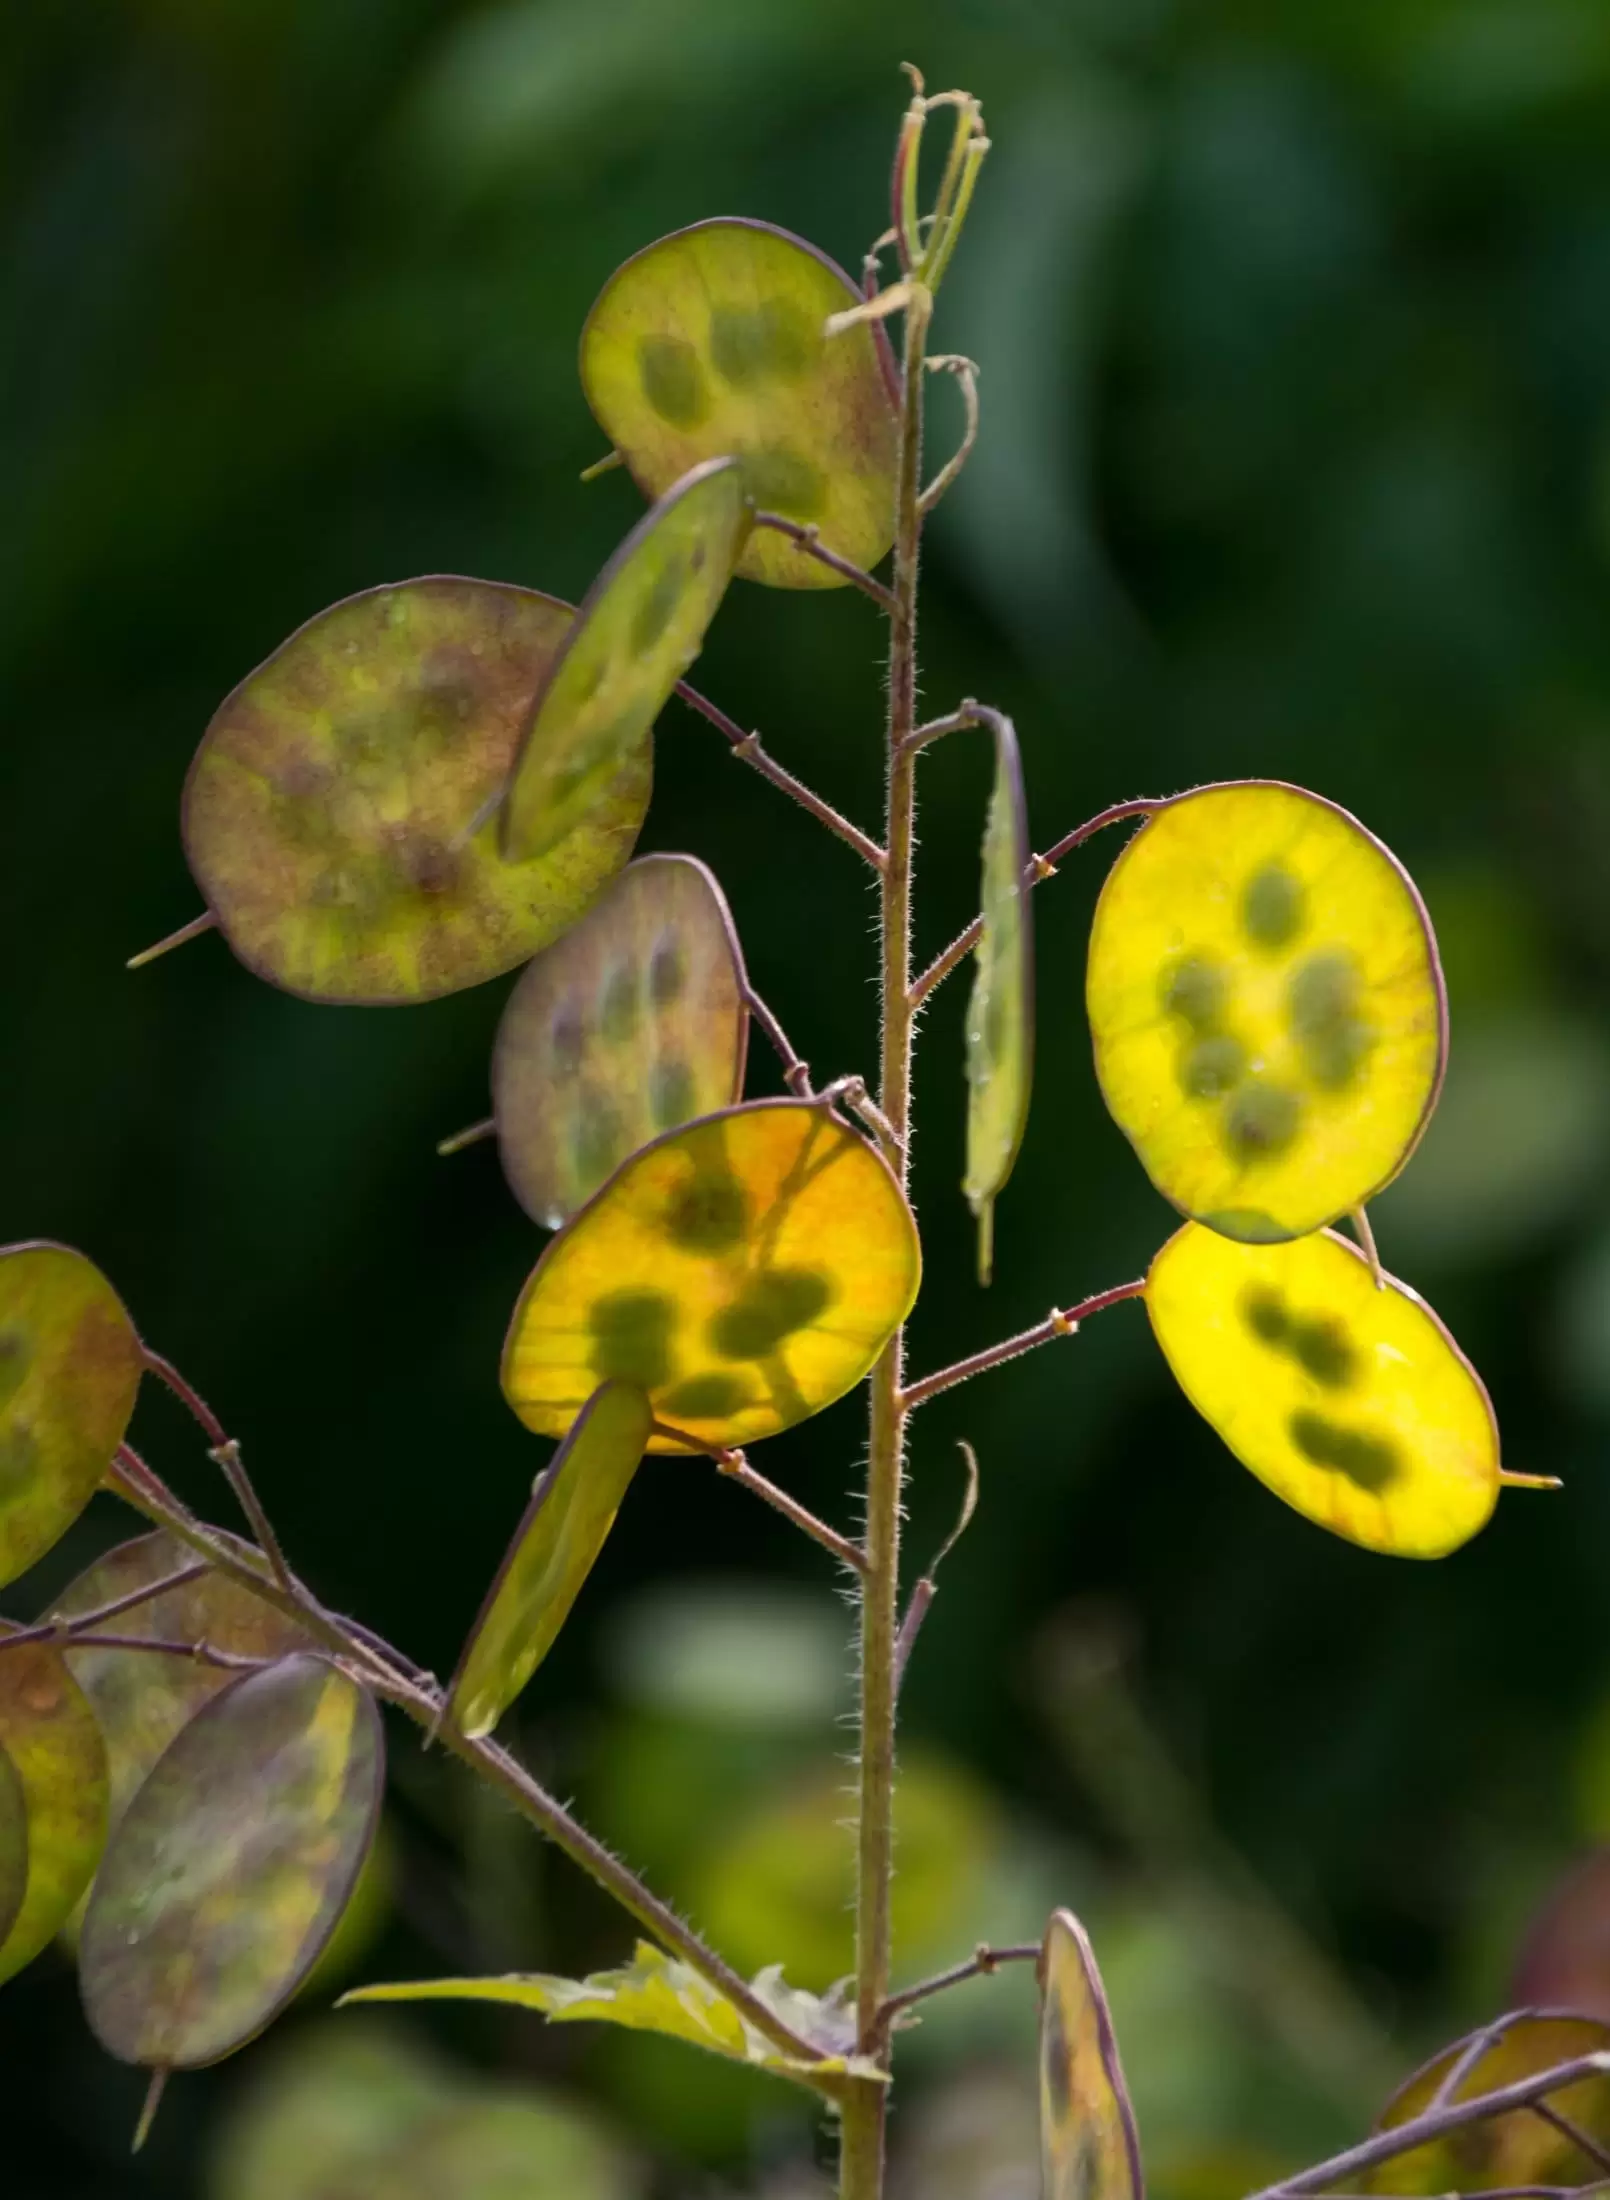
[
  {"left": 0, "top": 1635, "right": 108, "bottom": 1986},
  {"left": 1087, "top": 781, "right": 1446, "bottom": 1242},
  {"left": 502, "top": 460, "right": 746, "bottom": 863},
  {"left": 492, "top": 853, "right": 749, "bottom": 1228},
  {"left": 81, "top": 1653, "right": 383, "bottom": 2071},
  {"left": 501, "top": 1099, "right": 921, "bottom": 1456},
  {"left": 962, "top": 715, "right": 1033, "bottom": 1283},
  {"left": 1147, "top": 1223, "right": 1501, "bottom": 1558},
  {"left": 0, "top": 1241, "right": 144, "bottom": 1591},
  {"left": 55, "top": 1531, "right": 311, "bottom": 1824},
  {"left": 184, "top": 579, "right": 650, "bottom": 1004},
  {"left": 1039, "top": 1910, "right": 1144, "bottom": 2200},
  {"left": 1362, "top": 2013, "right": 1610, "bottom": 2193},
  {"left": 0, "top": 1745, "right": 24, "bottom": 1949},
  {"left": 580, "top": 218, "right": 901, "bottom": 589},
  {"left": 448, "top": 1381, "right": 653, "bottom": 1740}
]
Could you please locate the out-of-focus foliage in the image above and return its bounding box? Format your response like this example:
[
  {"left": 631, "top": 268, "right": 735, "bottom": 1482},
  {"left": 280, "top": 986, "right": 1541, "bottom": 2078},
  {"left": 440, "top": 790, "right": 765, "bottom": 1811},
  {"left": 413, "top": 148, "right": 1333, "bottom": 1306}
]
[{"left": 8, "top": 0, "right": 1610, "bottom": 2193}]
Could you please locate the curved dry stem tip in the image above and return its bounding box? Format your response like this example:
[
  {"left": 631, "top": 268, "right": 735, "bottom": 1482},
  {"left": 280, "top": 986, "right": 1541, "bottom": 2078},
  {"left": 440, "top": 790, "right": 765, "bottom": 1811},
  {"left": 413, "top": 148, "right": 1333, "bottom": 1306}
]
[
  {"left": 437, "top": 1117, "right": 496, "bottom": 1158},
  {"left": 579, "top": 449, "right": 624, "bottom": 482},
  {"left": 826, "top": 283, "right": 913, "bottom": 337},
  {"left": 132, "top": 2068, "right": 170, "bottom": 2154},
  {"left": 937, "top": 1440, "right": 982, "bottom": 1569},
  {"left": 1350, "top": 1203, "right": 1386, "bottom": 1289},
  {"left": 126, "top": 909, "right": 216, "bottom": 970},
  {"left": 1498, "top": 1469, "right": 1565, "bottom": 1491},
  {"left": 901, "top": 60, "right": 926, "bottom": 96}
]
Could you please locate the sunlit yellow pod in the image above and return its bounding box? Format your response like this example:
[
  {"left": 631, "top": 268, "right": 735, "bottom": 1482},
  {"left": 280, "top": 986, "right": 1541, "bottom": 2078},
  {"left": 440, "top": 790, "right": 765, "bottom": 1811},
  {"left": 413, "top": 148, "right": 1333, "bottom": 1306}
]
[
  {"left": 501, "top": 460, "right": 748, "bottom": 863},
  {"left": 1146, "top": 1223, "right": 1501, "bottom": 1557},
  {"left": 580, "top": 219, "right": 900, "bottom": 589},
  {"left": 1087, "top": 781, "right": 1446, "bottom": 1242},
  {"left": 1039, "top": 1909, "right": 1144, "bottom": 2200},
  {"left": 184, "top": 578, "right": 649, "bottom": 1004},
  {"left": 501, "top": 1100, "right": 920, "bottom": 1455},
  {"left": 448, "top": 1381, "right": 654, "bottom": 1740}
]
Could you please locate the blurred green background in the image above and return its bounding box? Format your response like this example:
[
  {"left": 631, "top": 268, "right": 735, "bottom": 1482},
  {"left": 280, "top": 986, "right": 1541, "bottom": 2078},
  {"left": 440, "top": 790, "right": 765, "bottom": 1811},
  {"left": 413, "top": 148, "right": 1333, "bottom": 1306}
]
[{"left": 8, "top": 0, "right": 1610, "bottom": 2193}]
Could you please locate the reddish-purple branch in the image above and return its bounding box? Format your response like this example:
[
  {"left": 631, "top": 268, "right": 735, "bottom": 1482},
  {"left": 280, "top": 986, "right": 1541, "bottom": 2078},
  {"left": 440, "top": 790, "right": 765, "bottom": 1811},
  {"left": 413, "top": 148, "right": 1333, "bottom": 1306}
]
[{"left": 900, "top": 1280, "right": 1148, "bottom": 1411}]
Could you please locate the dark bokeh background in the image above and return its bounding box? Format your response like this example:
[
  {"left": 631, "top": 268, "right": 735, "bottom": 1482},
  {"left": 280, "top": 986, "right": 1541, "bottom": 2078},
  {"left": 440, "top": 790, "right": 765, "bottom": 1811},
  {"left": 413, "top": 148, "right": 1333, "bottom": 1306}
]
[{"left": 9, "top": 2, "right": 1610, "bottom": 2194}]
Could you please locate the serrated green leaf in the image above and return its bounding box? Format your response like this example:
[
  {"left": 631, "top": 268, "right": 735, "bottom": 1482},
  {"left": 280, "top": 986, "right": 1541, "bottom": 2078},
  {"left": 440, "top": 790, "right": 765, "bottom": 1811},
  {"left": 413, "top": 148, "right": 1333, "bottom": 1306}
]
[{"left": 343, "top": 1940, "right": 883, "bottom": 2095}]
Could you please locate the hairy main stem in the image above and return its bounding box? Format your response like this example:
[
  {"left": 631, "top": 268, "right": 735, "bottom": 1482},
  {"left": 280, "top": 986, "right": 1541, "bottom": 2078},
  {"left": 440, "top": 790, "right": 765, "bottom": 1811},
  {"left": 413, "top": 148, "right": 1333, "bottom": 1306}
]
[{"left": 842, "top": 286, "right": 931, "bottom": 2200}]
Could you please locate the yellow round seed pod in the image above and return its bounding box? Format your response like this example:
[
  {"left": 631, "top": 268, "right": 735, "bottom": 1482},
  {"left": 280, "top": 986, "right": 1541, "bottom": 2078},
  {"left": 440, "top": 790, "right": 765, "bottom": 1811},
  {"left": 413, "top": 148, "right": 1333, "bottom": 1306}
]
[
  {"left": 1087, "top": 781, "right": 1445, "bottom": 1241},
  {"left": 1146, "top": 1222, "right": 1502, "bottom": 1558}
]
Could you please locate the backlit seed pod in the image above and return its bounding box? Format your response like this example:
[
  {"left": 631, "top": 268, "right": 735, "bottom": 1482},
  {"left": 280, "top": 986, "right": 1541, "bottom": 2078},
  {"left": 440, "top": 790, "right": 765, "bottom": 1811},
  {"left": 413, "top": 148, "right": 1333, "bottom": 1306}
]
[
  {"left": 81, "top": 1654, "right": 383, "bottom": 2071},
  {"left": 0, "top": 1744, "right": 24, "bottom": 1950},
  {"left": 0, "top": 1241, "right": 144, "bottom": 1590},
  {"left": 580, "top": 219, "right": 901, "bottom": 589},
  {"left": 1362, "top": 2013, "right": 1610, "bottom": 2193},
  {"left": 1087, "top": 781, "right": 1446, "bottom": 1242},
  {"left": 492, "top": 853, "right": 749, "bottom": 1227},
  {"left": 1038, "top": 1910, "right": 1144, "bottom": 2200},
  {"left": 962, "top": 714, "right": 1033, "bottom": 1283},
  {"left": 1146, "top": 1223, "right": 1506, "bottom": 1558},
  {"left": 448, "top": 1382, "right": 654, "bottom": 1739},
  {"left": 183, "top": 578, "right": 649, "bottom": 1003},
  {"left": 55, "top": 1531, "right": 311, "bottom": 1824},
  {"left": 502, "top": 461, "right": 746, "bottom": 864},
  {"left": 0, "top": 1635, "right": 109, "bottom": 1985},
  {"left": 501, "top": 1100, "right": 921, "bottom": 1456}
]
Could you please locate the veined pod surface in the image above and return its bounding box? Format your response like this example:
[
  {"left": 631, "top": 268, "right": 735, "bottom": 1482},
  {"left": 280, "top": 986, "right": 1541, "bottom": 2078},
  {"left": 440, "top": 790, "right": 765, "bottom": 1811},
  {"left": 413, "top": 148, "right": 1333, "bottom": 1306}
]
[
  {"left": 502, "top": 460, "right": 746, "bottom": 863},
  {"left": 55, "top": 1531, "right": 311, "bottom": 1824},
  {"left": 1147, "top": 1223, "right": 1501, "bottom": 1557},
  {"left": 0, "top": 1241, "right": 143, "bottom": 1590},
  {"left": 448, "top": 1381, "right": 654, "bottom": 1739},
  {"left": 580, "top": 219, "right": 900, "bottom": 589},
  {"left": 0, "top": 1635, "right": 109, "bottom": 1985},
  {"left": 502, "top": 1100, "right": 920, "bottom": 1455},
  {"left": 184, "top": 579, "right": 649, "bottom": 1003},
  {"left": 1039, "top": 1909, "right": 1144, "bottom": 2200},
  {"left": 1087, "top": 781, "right": 1445, "bottom": 1242},
  {"left": 492, "top": 855, "right": 748, "bottom": 1226},
  {"left": 80, "top": 1653, "right": 383, "bottom": 2070},
  {"left": 1362, "top": 2013, "right": 1610, "bottom": 2193}
]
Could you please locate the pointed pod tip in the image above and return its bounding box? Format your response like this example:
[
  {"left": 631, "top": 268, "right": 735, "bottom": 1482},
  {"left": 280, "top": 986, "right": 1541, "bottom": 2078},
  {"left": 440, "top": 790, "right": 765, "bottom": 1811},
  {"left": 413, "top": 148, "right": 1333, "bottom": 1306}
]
[
  {"left": 131, "top": 2068, "right": 169, "bottom": 2154},
  {"left": 1498, "top": 1469, "right": 1564, "bottom": 1491},
  {"left": 126, "top": 911, "right": 217, "bottom": 970}
]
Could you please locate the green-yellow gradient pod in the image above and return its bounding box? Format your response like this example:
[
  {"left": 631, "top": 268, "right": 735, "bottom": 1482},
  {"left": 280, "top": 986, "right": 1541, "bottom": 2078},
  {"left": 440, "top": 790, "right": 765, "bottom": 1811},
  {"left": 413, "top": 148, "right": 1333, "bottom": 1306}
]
[
  {"left": 0, "top": 1636, "right": 108, "bottom": 1986},
  {"left": 1362, "top": 2014, "right": 1610, "bottom": 2194},
  {"left": 580, "top": 219, "right": 900, "bottom": 589},
  {"left": 448, "top": 1382, "right": 654, "bottom": 1740},
  {"left": 0, "top": 1745, "right": 24, "bottom": 1951},
  {"left": 81, "top": 1654, "right": 383, "bottom": 2070},
  {"left": 0, "top": 1241, "right": 144, "bottom": 1591},
  {"left": 502, "top": 460, "right": 746, "bottom": 863},
  {"left": 501, "top": 1100, "right": 921, "bottom": 1456},
  {"left": 962, "top": 715, "right": 1033, "bottom": 1283},
  {"left": 1039, "top": 1910, "right": 1144, "bottom": 2200},
  {"left": 492, "top": 853, "right": 749, "bottom": 1228},
  {"left": 1087, "top": 781, "right": 1446, "bottom": 1242},
  {"left": 1146, "top": 1223, "right": 1502, "bottom": 1558},
  {"left": 184, "top": 579, "right": 650, "bottom": 1004}
]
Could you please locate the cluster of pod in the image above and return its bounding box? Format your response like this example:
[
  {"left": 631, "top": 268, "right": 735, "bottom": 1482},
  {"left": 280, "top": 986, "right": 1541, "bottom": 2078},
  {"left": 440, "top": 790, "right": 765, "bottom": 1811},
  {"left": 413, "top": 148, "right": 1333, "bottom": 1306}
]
[
  {"left": 1089, "top": 777, "right": 1535, "bottom": 1560},
  {"left": 0, "top": 1243, "right": 382, "bottom": 2106},
  {"left": 0, "top": 201, "right": 1547, "bottom": 2118}
]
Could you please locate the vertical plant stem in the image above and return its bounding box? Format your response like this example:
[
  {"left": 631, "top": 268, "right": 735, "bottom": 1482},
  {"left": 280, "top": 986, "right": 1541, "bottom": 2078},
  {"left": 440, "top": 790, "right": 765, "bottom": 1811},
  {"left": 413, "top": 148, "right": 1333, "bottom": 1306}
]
[{"left": 841, "top": 281, "right": 932, "bottom": 2200}]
